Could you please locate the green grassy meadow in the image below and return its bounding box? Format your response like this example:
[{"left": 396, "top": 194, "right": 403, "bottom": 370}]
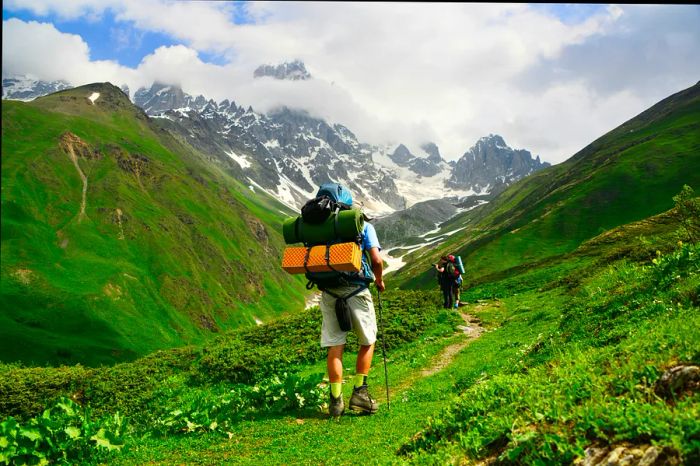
[{"left": 1, "top": 84, "right": 305, "bottom": 367}]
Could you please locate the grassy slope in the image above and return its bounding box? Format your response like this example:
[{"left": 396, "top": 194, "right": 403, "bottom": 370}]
[
  {"left": 392, "top": 82, "right": 700, "bottom": 290},
  {"left": 113, "top": 208, "right": 698, "bottom": 465},
  {"left": 1, "top": 197, "right": 697, "bottom": 464},
  {"left": 1, "top": 83, "right": 305, "bottom": 367}
]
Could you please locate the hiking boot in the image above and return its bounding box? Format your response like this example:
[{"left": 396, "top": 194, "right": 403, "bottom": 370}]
[
  {"left": 329, "top": 393, "right": 344, "bottom": 417},
  {"left": 349, "top": 385, "right": 378, "bottom": 414}
]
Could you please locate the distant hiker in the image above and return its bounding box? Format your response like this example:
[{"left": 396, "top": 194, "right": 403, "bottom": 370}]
[
  {"left": 434, "top": 255, "right": 461, "bottom": 309},
  {"left": 306, "top": 184, "right": 385, "bottom": 417}
]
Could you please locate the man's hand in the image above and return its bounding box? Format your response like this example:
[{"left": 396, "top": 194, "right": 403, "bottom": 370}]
[{"left": 369, "top": 247, "right": 384, "bottom": 292}]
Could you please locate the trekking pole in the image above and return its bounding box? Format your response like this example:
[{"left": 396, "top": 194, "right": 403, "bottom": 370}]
[{"left": 377, "top": 291, "right": 390, "bottom": 411}]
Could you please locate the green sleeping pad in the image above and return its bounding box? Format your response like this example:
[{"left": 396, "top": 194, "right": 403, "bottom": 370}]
[{"left": 283, "top": 209, "right": 364, "bottom": 245}]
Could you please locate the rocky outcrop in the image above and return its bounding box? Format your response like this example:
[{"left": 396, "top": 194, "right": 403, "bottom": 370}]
[
  {"left": 421, "top": 142, "right": 442, "bottom": 164},
  {"left": 575, "top": 443, "right": 681, "bottom": 466},
  {"left": 654, "top": 364, "right": 700, "bottom": 401},
  {"left": 134, "top": 83, "right": 209, "bottom": 115},
  {"left": 389, "top": 143, "right": 445, "bottom": 178},
  {"left": 447, "top": 134, "right": 550, "bottom": 193}
]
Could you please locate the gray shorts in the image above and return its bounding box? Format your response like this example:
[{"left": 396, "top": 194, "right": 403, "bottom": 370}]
[{"left": 320, "top": 286, "right": 377, "bottom": 347}]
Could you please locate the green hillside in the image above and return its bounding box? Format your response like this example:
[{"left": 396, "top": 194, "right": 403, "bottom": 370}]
[
  {"left": 1, "top": 83, "right": 304, "bottom": 367},
  {"left": 1, "top": 194, "right": 697, "bottom": 464},
  {"left": 392, "top": 82, "right": 700, "bottom": 289}
]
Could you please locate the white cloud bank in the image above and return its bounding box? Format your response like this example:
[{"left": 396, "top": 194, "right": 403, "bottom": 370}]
[{"left": 3, "top": 2, "right": 699, "bottom": 164}]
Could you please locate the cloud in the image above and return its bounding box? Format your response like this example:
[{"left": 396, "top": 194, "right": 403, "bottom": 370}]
[
  {"left": 2, "top": 18, "right": 134, "bottom": 84},
  {"left": 3, "top": 0, "right": 108, "bottom": 21},
  {"left": 3, "top": 2, "right": 699, "bottom": 164},
  {"left": 519, "top": 6, "right": 700, "bottom": 98}
]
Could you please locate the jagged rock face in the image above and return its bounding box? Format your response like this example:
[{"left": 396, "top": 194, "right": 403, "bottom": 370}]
[
  {"left": 390, "top": 144, "right": 415, "bottom": 167},
  {"left": 134, "top": 83, "right": 210, "bottom": 115},
  {"left": 422, "top": 142, "right": 442, "bottom": 164},
  {"left": 2, "top": 77, "right": 72, "bottom": 101},
  {"left": 262, "top": 107, "right": 405, "bottom": 210},
  {"left": 409, "top": 157, "right": 442, "bottom": 178},
  {"left": 389, "top": 143, "right": 445, "bottom": 178},
  {"left": 447, "top": 134, "right": 550, "bottom": 193},
  {"left": 254, "top": 60, "right": 311, "bottom": 80},
  {"left": 145, "top": 87, "right": 406, "bottom": 211}
]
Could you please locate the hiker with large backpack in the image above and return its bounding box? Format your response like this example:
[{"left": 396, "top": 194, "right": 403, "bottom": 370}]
[
  {"left": 434, "top": 255, "right": 461, "bottom": 309},
  {"left": 280, "top": 183, "right": 385, "bottom": 417}
]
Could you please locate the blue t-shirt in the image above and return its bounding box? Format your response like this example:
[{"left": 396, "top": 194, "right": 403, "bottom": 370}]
[
  {"left": 360, "top": 223, "right": 380, "bottom": 281},
  {"left": 362, "top": 223, "right": 381, "bottom": 252}
]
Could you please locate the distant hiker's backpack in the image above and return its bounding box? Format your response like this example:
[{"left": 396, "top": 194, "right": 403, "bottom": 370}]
[
  {"left": 442, "top": 262, "right": 455, "bottom": 281},
  {"left": 442, "top": 261, "right": 460, "bottom": 287}
]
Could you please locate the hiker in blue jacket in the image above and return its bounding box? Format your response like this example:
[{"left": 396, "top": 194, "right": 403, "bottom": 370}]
[{"left": 317, "top": 185, "right": 385, "bottom": 417}]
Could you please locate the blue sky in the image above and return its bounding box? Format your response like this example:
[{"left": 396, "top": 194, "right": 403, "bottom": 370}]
[
  {"left": 530, "top": 3, "right": 608, "bottom": 25},
  {"left": 3, "top": 2, "right": 699, "bottom": 164},
  {"left": 0, "top": 4, "right": 249, "bottom": 67},
  {"left": 3, "top": 8, "right": 176, "bottom": 67}
]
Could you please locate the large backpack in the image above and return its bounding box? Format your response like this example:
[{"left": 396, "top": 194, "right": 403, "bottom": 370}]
[
  {"left": 441, "top": 261, "right": 460, "bottom": 287},
  {"left": 301, "top": 183, "right": 374, "bottom": 292}
]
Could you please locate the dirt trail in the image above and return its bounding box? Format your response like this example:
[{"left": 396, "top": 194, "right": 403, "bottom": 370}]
[
  {"left": 420, "top": 310, "right": 485, "bottom": 377},
  {"left": 60, "top": 134, "right": 89, "bottom": 222},
  {"left": 390, "top": 304, "right": 487, "bottom": 395}
]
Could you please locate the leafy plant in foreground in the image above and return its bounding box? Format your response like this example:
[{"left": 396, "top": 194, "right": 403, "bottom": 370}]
[
  {"left": 0, "top": 397, "right": 126, "bottom": 465},
  {"left": 152, "top": 372, "right": 325, "bottom": 437}
]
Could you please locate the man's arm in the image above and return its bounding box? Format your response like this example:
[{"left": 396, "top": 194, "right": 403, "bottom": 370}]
[{"left": 369, "top": 247, "right": 385, "bottom": 292}]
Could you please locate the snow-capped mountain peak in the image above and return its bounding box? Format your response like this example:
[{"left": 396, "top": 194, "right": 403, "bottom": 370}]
[
  {"left": 253, "top": 60, "right": 312, "bottom": 81},
  {"left": 2, "top": 76, "right": 551, "bottom": 215}
]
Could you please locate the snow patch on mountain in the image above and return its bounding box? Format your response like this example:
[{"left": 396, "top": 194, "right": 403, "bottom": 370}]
[
  {"left": 226, "top": 150, "right": 251, "bottom": 169},
  {"left": 372, "top": 147, "right": 482, "bottom": 208}
]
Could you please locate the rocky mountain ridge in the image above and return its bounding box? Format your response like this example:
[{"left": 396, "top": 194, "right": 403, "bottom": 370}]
[
  {"left": 448, "top": 134, "right": 550, "bottom": 193},
  {"left": 2, "top": 76, "right": 72, "bottom": 101},
  {"left": 2, "top": 75, "right": 550, "bottom": 214}
]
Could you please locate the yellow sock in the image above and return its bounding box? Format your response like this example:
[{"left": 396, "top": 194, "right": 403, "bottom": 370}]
[
  {"left": 353, "top": 374, "right": 367, "bottom": 388},
  {"left": 330, "top": 382, "right": 342, "bottom": 398}
]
